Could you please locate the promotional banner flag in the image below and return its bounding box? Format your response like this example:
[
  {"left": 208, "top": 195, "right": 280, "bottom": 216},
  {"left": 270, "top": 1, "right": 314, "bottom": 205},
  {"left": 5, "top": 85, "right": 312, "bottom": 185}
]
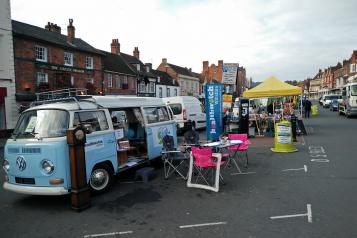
[{"left": 205, "top": 83, "right": 223, "bottom": 141}]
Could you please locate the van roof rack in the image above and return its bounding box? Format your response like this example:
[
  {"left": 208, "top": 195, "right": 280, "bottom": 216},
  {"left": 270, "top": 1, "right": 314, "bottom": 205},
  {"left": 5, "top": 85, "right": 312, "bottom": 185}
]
[
  {"left": 30, "top": 96, "right": 102, "bottom": 110},
  {"left": 30, "top": 97, "right": 82, "bottom": 108}
]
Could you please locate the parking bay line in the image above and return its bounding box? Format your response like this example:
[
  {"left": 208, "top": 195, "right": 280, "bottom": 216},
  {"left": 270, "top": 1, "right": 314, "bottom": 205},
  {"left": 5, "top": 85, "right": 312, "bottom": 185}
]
[
  {"left": 83, "top": 231, "right": 133, "bottom": 238},
  {"left": 179, "top": 221, "right": 227, "bottom": 229},
  {"left": 231, "top": 172, "right": 257, "bottom": 176},
  {"left": 270, "top": 204, "right": 312, "bottom": 223},
  {"left": 282, "top": 165, "right": 307, "bottom": 172}
]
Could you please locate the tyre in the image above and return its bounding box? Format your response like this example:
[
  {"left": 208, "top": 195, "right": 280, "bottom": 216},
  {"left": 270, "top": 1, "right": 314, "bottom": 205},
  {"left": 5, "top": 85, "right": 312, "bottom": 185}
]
[{"left": 89, "top": 163, "right": 113, "bottom": 194}]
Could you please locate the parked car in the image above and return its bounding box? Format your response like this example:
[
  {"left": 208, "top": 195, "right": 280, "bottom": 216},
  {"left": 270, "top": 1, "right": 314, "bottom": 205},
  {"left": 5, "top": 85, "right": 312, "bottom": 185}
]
[
  {"left": 318, "top": 96, "right": 323, "bottom": 106},
  {"left": 164, "top": 96, "right": 206, "bottom": 133},
  {"left": 322, "top": 95, "right": 342, "bottom": 108},
  {"left": 329, "top": 99, "right": 339, "bottom": 111}
]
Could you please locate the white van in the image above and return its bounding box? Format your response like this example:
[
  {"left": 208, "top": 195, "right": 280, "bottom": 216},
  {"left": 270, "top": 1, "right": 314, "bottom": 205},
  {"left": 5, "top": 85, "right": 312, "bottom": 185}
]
[
  {"left": 322, "top": 94, "right": 342, "bottom": 108},
  {"left": 164, "top": 96, "right": 206, "bottom": 132}
]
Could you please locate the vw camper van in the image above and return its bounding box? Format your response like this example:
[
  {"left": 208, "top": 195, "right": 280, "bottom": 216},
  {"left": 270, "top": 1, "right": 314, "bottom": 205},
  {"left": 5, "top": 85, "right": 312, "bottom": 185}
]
[{"left": 3, "top": 96, "right": 176, "bottom": 195}]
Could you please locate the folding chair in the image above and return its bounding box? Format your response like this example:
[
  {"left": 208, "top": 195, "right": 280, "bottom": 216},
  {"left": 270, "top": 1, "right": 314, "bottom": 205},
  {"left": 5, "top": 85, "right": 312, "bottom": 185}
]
[
  {"left": 226, "top": 133, "right": 251, "bottom": 169},
  {"left": 187, "top": 147, "right": 225, "bottom": 192},
  {"left": 161, "top": 135, "right": 188, "bottom": 180}
]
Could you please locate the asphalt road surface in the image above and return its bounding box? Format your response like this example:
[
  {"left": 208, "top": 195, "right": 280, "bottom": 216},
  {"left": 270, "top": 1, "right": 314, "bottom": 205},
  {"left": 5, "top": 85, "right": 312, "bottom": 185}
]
[{"left": 0, "top": 105, "right": 357, "bottom": 238}]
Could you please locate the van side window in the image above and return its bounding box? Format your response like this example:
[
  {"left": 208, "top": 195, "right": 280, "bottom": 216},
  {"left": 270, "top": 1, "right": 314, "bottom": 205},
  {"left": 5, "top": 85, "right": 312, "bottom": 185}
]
[
  {"left": 143, "top": 107, "right": 159, "bottom": 124},
  {"left": 169, "top": 103, "right": 182, "bottom": 115},
  {"left": 74, "top": 111, "right": 109, "bottom": 133},
  {"left": 158, "top": 107, "right": 170, "bottom": 122}
]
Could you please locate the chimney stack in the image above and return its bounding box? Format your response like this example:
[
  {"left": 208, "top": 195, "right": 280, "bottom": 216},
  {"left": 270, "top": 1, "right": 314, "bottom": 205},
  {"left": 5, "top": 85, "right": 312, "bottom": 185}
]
[
  {"left": 111, "top": 39, "right": 120, "bottom": 54},
  {"left": 145, "top": 63, "right": 152, "bottom": 72},
  {"left": 203, "top": 61, "right": 209, "bottom": 72},
  {"left": 218, "top": 60, "right": 223, "bottom": 66},
  {"left": 45, "top": 22, "right": 61, "bottom": 34},
  {"left": 67, "top": 19, "right": 75, "bottom": 44},
  {"left": 162, "top": 58, "right": 167, "bottom": 64},
  {"left": 133, "top": 47, "right": 140, "bottom": 59}
]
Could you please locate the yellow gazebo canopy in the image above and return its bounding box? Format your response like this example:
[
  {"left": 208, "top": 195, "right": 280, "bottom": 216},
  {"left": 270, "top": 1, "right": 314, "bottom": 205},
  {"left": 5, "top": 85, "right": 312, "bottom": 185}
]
[{"left": 243, "top": 76, "right": 302, "bottom": 98}]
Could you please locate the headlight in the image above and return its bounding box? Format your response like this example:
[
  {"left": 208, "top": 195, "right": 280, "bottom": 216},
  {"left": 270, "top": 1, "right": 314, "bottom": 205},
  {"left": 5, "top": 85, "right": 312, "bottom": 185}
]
[
  {"left": 41, "top": 160, "right": 54, "bottom": 174},
  {"left": 3, "top": 160, "right": 10, "bottom": 173}
]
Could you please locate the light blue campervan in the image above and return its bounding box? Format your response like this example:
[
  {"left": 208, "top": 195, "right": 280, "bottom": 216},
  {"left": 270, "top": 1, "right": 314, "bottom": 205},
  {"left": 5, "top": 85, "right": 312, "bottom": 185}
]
[{"left": 2, "top": 96, "right": 177, "bottom": 195}]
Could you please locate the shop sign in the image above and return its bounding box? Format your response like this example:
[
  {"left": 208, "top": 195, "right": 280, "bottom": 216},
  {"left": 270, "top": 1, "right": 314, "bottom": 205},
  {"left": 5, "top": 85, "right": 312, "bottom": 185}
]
[
  {"left": 277, "top": 124, "right": 291, "bottom": 144},
  {"left": 222, "top": 94, "right": 232, "bottom": 102},
  {"left": 205, "top": 83, "right": 223, "bottom": 141},
  {"left": 222, "top": 63, "right": 238, "bottom": 85},
  {"left": 36, "top": 62, "right": 89, "bottom": 74}
]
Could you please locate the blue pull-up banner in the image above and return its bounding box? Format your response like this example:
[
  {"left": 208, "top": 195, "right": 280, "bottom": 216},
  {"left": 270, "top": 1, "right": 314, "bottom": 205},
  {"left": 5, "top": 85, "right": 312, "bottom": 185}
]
[{"left": 205, "top": 83, "right": 223, "bottom": 141}]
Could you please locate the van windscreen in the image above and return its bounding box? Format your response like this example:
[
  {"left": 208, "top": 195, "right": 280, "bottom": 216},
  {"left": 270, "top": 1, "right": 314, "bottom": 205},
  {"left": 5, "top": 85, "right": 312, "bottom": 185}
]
[
  {"left": 169, "top": 104, "right": 182, "bottom": 115},
  {"left": 13, "top": 109, "right": 69, "bottom": 139}
]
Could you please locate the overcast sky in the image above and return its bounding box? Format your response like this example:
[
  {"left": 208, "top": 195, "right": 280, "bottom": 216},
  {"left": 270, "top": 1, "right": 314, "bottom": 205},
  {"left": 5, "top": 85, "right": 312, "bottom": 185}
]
[{"left": 10, "top": 0, "right": 357, "bottom": 82}]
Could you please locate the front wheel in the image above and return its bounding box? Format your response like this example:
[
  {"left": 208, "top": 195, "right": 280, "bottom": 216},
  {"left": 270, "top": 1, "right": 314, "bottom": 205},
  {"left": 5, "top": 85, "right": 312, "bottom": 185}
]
[{"left": 89, "top": 164, "right": 113, "bottom": 194}]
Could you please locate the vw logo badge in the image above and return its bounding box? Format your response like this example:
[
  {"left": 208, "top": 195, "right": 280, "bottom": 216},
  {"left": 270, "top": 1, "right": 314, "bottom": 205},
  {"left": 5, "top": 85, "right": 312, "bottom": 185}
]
[{"left": 16, "top": 156, "right": 26, "bottom": 171}]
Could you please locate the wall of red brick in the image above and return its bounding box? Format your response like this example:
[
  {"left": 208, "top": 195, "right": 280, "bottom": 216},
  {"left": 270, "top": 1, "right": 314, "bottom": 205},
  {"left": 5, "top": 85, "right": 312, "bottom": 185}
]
[{"left": 14, "top": 37, "right": 103, "bottom": 94}]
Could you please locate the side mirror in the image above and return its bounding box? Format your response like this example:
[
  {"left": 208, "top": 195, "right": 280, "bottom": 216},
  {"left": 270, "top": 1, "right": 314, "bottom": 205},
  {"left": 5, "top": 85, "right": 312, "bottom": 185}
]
[{"left": 82, "top": 124, "right": 92, "bottom": 134}]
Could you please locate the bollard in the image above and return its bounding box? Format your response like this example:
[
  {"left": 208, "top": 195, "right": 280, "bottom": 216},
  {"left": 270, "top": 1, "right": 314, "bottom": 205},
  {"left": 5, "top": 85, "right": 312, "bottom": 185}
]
[
  {"left": 67, "top": 126, "right": 91, "bottom": 211},
  {"left": 271, "top": 120, "right": 298, "bottom": 153}
]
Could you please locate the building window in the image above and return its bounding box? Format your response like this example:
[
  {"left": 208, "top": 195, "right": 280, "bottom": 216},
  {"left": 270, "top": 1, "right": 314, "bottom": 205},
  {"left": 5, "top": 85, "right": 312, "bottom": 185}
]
[
  {"left": 139, "top": 82, "right": 146, "bottom": 93},
  {"left": 174, "top": 88, "right": 178, "bottom": 96},
  {"left": 36, "top": 72, "right": 48, "bottom": 85},
  {"left": 159, "top": 87, "right": 163, "bottom": 98},
  {"left": 128, "top": 76, "right": 135, "bottom": 89},
  {"left": 122, "top": 75, "right": 128, "bottom": 84},
  {"left": 115, "top": 75, "right": 121, "bottom": 88},
  {"left": 167, "top": 88, "right": 170, "bottom": 97},
  {"left": 64, "top": 52, "right": 73, "bottom": 66},
  {"left": 108, "top": 74, "right": 113, "bottom": 88},
  {"left": 180, "top": 80, "right": 184, "bottom": 90},
  {"left": 85, "top": 56, "right": 93, "bottom": 69},
  {"left": 87, "top": 78, "right": 94, "bottom": 84},
  {"left": 35, "top": 46, "right": 47, "bottom": 62},
  {"left": 149, "top": 82, "right": 155, "bottom": 93},
  {"left": 71, "top": 76, "right": 74, "bottom": 87}
]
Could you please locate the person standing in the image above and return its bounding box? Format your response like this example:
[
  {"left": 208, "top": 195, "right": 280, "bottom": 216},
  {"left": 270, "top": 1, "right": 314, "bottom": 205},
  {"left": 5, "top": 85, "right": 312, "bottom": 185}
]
[{"left": 304, "top": 99, "right": 312, "bottom": 118}]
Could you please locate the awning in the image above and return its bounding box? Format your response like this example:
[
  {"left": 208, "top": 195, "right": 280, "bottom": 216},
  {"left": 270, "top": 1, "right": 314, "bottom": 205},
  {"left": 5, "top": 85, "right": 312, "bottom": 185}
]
[{"left": 243, "top": 76, "right": 302, "bottom": 98}]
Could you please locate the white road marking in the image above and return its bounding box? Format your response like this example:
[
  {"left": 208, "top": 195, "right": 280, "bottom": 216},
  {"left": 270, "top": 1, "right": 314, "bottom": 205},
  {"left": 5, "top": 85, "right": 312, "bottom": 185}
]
[
  {"left": 231, "top": 172, "right": 257, "bottom": 176},
  {"left": 282, "top": 165, "right": 307, "bottom": 173},
  {"left": 308, "top": 146, "right": 325, "bottom": 154},
  {"left": 311, "top": 159, "right": 329, "bottom": 163},
  {"left": 307, "top": 204, "right": 312, "bottom": 223},
  {"left": 270, "top": 204, "right": 312, "bottom": 223},
  {"left": 120, "top": 181, "right": 143, "bottom": 184},
  {"left": 310, "top": 154, "right": 327, "bottom": 158},
  {"left": 83, "top": 231, "right": 133, "bottom": 238},
  {"left": 179, "top": 222, "right": 227, "bottom": 229}
]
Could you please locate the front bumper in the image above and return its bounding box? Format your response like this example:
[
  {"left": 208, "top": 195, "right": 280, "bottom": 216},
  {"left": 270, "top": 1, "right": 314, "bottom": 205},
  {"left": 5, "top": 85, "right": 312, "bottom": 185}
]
[
  {"left": 348, "top": 106, "right": 357, "bottom": 115},
  {"left": 3, "top": 182, "right": 69, "bottom": 196}
]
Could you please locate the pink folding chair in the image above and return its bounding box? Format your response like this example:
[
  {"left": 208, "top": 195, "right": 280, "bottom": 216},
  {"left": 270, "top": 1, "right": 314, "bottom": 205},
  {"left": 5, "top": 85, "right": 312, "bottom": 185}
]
[
  {"left": 227, "top": 133, "right": 251, "bottom": 169},
  {"left": 190, "top": 147, "right": 225, "bottom": 186}
]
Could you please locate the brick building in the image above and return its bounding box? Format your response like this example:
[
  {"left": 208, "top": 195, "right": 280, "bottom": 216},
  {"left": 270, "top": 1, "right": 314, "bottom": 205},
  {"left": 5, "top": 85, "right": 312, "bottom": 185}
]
[
  {"left": 157, "top": 58, "right": 200, "bottom": 96},
  {"left": 101, "top": 39, "right": 137, "bottom": 95},
  {"left": 118, "top": 45, "right": 157, "bottom": 97},
  {"left": 347, "top": 51, "right": 357, "bottom": 82},
  {"left": 13, "top": 19, "right": 104, "bottom": 103},
  {"left": 201, "top": 60, "right": 247, "bottom": 96}
]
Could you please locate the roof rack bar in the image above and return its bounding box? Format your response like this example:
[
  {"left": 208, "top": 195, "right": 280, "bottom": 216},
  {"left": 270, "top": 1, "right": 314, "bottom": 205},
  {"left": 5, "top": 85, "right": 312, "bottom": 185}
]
[{"left": 30, "top": 97, "right": 82, "bottom": 109}]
